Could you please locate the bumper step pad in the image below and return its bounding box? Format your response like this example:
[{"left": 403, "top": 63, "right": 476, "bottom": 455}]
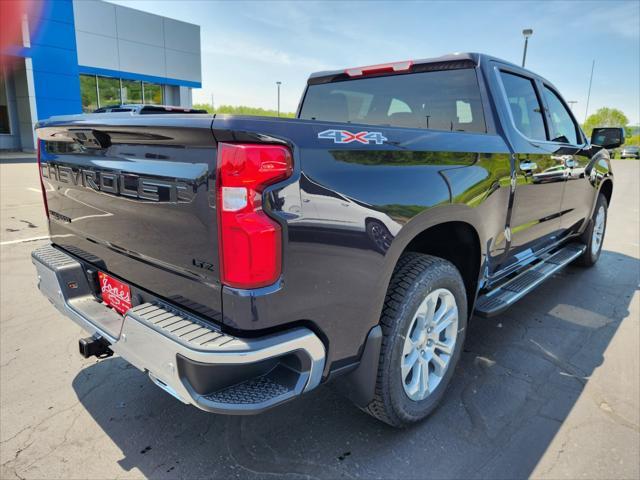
[
  {"left": 125, "top": 302, "right": 323, "bottom": 413},
  {"left": 205, "top": 376, "right": 291, "bottom": 405},
  {"left": 32, "top": 244, "right": 326, "bottom": 415},
  {"left": 128, "top": 303, "right": 237, "bottom": 350},
  {"left": 475, "top": 243, "right": 586, "bottom": 317}
]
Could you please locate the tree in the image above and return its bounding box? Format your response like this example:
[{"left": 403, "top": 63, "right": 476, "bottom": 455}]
[
  {"left": 192, "top": 103, "right": 295, "bottom": 118},
  {"left": 582, "top": 108, "right": 629, "bottom": 137},
  {"left": 625, "top": 134, "right": 640, "bottom": 147}
]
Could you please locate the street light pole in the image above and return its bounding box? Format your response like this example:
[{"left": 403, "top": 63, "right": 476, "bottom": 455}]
[
  {"left": 276, "top": 81, "right": 282, "bottom": 117},
  {"left": 567, "top": 100, "right": 578, "bottom": 111},
  {"left": 522, "top": 28, "right": 533, "bottom": 68}
]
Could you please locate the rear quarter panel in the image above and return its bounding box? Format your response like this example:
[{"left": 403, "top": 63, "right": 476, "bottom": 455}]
[{"left": 213, "top": 116, "right": 512, "bottom": 373}]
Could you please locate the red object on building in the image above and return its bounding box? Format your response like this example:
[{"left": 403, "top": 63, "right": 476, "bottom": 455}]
[{"left": 0, "top": 0, "right": 42, "bottom": 69}]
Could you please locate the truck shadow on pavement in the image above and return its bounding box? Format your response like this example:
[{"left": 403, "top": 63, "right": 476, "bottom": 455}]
[{"left": 72, "top": 250, "right": 638, "bottom": 479}]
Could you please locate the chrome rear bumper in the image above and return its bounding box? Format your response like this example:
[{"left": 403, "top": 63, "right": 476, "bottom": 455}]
[{"left": 31, "top": 244, "right": 326, "bottom": 414}]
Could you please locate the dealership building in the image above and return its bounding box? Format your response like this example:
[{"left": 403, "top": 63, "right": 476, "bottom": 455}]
[{"left": 0, "top": 0, "right": 202, "bottom": 151}]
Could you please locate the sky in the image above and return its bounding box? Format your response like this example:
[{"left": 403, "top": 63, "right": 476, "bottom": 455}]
[{"left": 111, "top": 0, "right": 640, "bottom": 124}]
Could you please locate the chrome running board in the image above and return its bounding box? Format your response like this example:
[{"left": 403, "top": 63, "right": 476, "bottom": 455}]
[{"left": 475, "top": 243, "right": 586, "bottom": 317}]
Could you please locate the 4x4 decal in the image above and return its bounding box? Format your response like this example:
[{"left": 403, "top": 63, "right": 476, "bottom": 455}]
[{"left": 318, "top": 129, "right": 388, "bottom": 145}]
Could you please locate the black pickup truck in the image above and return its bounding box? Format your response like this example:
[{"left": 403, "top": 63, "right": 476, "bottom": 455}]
[{"left": 32, "top": 53, "right": 623, "bottom": 427}]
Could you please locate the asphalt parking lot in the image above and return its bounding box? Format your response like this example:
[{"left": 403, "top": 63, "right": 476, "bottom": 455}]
[{"left": 1, "top": 157, "right": 638, "bottom": 480}]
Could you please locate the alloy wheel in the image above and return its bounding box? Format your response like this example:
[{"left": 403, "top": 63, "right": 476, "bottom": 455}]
[
  {"left": 401, "top": 288, "right": 458, "bottom": 401},
  {"left": 591, "top": 205, "right": 605, "bottom": 256}
]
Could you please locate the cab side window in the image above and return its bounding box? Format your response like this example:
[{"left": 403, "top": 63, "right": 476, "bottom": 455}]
[
  {"left": 499, "top": 71, "right": 547, "bottom": 141},
  {"left": 543, "top": 86, "right": 579, "bottom": 144}
]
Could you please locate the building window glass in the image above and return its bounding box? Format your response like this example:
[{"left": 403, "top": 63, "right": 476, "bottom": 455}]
[
  {"left": 97, "top": 76, "right": 121, "bottom": 108},
  {"left": 122, "top": 79, "right": 142, "bottom": 104},
  {"left": 79, "top": 75, "right": 169, "bottom": 110},
  {"left": 0, "top": 70, "right": 10, "bottom": 134},
  {"left": 143, "top": 82, "right": 163, "bottom": 105},
  {"left": 80, "top": 74, "right": 98, "bottom": 112}
]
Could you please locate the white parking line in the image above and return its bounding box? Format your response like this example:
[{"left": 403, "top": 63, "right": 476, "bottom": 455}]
[
  {"left": 27, "top": 186, "right": 53, "bottom": 193},
  {"left": 0, "top": 234, "right": 72, "bottom": 246},
  {"left": 0, "top": 236, "right": 50, "bottom": 246}
]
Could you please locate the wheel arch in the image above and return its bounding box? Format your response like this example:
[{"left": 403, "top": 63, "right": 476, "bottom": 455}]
[
  {"left": 599, "top": 178, "right": 613, "bottom": 206},
  {"left": 401, "top": 221, "right": 482, "bottom": 314},
  {"left": 335, "top": 208, "right": 486, "bottom": 409},
  {"left": 376, "top": 205, "right": 488, "bottom": 320},
  {"left": 364, "top": 216, "right": 385, "bottom": 227}
]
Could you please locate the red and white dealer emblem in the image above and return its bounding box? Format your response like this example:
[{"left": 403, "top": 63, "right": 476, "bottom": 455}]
[{"left": 98, "top": 271, "right": 132, "bottom": 315}]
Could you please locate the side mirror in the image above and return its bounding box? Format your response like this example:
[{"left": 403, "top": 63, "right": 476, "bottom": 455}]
[
  {"left": 591, "top": 127, "right": 625, "bottom": 149},
  {"left": 520, "top": 160, "right": 537, "bottom": 172}
]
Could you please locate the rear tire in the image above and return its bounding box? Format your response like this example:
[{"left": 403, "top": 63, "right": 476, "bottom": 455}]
[
  {"left": 576, "top": 193, "right": 608, "bottom": 267},
  {"left": 365, "top": 253, "right": 467, "bottom": 427}
]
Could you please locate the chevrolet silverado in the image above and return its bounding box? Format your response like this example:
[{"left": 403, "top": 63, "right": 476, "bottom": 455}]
[{"left": 32, "top": 53, "right": 624, "bottom": 427}]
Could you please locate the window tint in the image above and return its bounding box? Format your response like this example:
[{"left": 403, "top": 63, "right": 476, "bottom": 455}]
[
  {"left": 80, "top": 74, "right": 98, "bottom": 112},
  {"left": 387, "top": 98, "right": 411, "bottom": 115},
  {"left": 456, "top": 100, "right": 473, "bottom": 124},
  {"left": 499, "top": 72, "right": 546, "bottom": 141},
  {"left": 299, "top": 69, "right": 486, "bottom": 133},
  {"left": 543, "top": 86, "right": 579, "bottom": 144}
]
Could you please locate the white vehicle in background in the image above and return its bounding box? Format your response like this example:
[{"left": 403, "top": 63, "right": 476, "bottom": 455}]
[
  {"left": 620, "top": 146, "right": 639, "bottom": 159},
  {"left": 298, "top": 174, "right": 399, "bottom": 253}
]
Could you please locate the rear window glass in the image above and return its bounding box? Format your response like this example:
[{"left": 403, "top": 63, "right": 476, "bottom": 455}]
[{"left": 299, "top": 69, "right": 486, "bottom": 133}]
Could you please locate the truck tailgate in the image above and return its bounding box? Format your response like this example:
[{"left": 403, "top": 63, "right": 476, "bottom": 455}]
[{"left": 37, "top": 115, "right": 222, "bottom": 321}]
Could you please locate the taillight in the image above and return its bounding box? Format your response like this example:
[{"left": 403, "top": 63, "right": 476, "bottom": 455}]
[
  {"left": 36, "top": 139, "right": 49, "bottom": 218},
  {"left": 345, "top": 60, "right": 413, "bottom": 77},
  {"left": 216, "top": 143, "right": 293, "bottom": 289}
]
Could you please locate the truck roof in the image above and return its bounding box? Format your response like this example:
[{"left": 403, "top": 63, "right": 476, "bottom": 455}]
[
  {"left": 93, "top": 104, "right": 208, "bottom": 114},
  {"left": 307, "top": 52, "right": 525, "bottom": 84}
]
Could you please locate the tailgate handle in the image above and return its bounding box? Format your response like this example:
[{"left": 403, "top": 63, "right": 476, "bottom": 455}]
[{"left": 69, "top": 129, "right": 111, "bottom": 149}]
